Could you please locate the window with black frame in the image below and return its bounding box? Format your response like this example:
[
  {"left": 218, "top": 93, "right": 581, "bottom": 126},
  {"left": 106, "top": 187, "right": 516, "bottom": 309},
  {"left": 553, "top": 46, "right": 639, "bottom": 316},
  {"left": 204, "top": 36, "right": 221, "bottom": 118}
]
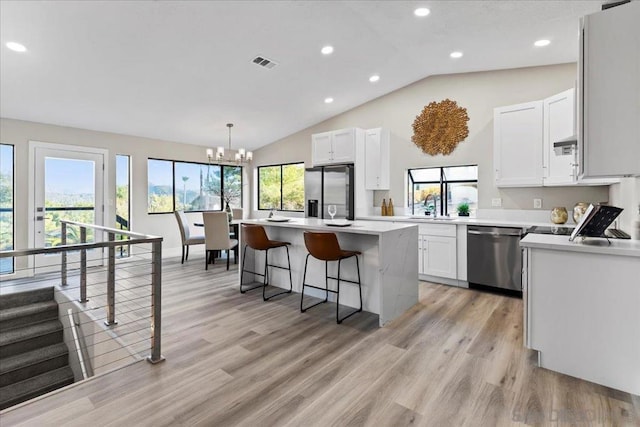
[
  {"left": 408, "top": 165, "right": 478, "bottom": 216},
  {"left": 257, "top": 162, "right": 304, "bottom": 212},
  {"left": 0, "top": 144, "right": 14, "bottom": 274},
  {"left": 147, "top": 158, "right": 242, "bottom": 213}
]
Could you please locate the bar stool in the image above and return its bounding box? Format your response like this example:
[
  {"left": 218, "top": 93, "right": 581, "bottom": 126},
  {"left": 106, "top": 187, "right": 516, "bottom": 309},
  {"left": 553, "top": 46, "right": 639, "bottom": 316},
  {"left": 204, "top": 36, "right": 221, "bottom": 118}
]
[
  {"left": 301, "top": 231, "right": 362, "bottom": 324},
  {"left": 240, "top": 224, "right": 293, "bottom": 301}
]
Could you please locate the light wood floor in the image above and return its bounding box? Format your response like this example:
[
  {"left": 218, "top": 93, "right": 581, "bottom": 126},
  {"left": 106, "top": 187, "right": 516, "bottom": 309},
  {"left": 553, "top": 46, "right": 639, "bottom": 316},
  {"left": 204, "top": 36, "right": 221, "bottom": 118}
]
[{"left": 1, "top": 255, "right": 638, "bottom": 426}]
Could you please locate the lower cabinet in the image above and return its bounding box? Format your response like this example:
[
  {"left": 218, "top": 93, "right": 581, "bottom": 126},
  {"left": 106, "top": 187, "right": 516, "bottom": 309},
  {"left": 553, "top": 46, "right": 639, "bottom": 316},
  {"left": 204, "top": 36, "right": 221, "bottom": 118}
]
[{"left": 417, "top": 224, "right": 457, "bottom": 280}]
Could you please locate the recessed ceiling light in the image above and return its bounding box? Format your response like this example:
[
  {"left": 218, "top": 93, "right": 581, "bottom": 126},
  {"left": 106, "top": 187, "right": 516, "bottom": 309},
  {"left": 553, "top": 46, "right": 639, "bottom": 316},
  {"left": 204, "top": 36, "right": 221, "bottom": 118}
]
[
  {"left": 324, "top": 97, "right": 334, "bottom": 104},
  {"left": 534, "top": 39, "right": 551, "bottom": 47},
  {"left": 6, "top": 42, "right": 27, "bottom": 52},
  {"left": 450, "top": 51, "right": 463, "bottom": 59},
  {"left": 369, "top": 74, "right": 380, "bottom": 83},
  {"left": 414, "top": 7, "right": 430, "bottom": 17},
  {"left": 321, "top": 45, "right": 334, "bottom": 55}
]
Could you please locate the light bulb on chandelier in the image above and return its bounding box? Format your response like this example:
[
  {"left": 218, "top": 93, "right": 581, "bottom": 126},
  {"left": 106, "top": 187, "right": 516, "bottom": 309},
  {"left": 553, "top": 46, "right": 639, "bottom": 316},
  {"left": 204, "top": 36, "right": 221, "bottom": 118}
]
[{"left": 206, "top": 123, "right": 252, "bottom": 164}]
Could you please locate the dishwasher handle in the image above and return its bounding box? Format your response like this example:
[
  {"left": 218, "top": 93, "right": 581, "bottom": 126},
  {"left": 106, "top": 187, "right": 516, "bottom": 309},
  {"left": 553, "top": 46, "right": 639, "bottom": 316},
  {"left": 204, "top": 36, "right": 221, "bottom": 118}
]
[{"left": 467, "top": 230, "right": 523, "bottom": 237}]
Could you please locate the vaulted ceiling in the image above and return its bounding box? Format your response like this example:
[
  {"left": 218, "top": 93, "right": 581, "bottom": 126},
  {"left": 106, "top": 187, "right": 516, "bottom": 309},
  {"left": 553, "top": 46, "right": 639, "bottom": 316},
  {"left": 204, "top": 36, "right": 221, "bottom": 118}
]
[{"left": 0, "top": 1, "right": 602, "bottom": 150}]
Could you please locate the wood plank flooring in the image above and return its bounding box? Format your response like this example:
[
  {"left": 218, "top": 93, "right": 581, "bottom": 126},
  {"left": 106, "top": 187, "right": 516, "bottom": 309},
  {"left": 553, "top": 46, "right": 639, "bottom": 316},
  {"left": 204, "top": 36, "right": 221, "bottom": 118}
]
[{"left": 1, "top": 255, "right": 638, "bottom": 426}]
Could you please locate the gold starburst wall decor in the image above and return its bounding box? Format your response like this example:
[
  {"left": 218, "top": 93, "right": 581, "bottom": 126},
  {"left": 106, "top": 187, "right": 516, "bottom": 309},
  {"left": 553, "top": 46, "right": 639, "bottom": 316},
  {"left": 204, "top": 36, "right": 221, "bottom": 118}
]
[{"left": 412, "top": 99, "right": 469, "bottom": 156}]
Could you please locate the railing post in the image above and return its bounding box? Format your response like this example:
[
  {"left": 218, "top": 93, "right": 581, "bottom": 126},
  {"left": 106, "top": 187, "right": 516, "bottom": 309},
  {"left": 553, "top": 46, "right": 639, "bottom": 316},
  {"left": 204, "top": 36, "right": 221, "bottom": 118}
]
[
  {"left": 148, "top": 240, "right": 165, "bottom": 364},
  {"left": 79, "top": 227, "right": 88, "bottom": 303},
  {"left": 61, "top": 222, "right": 67, "bottom": 286},
  {"left": 104, "top": 232, "right": 117, "bottom": 326}
]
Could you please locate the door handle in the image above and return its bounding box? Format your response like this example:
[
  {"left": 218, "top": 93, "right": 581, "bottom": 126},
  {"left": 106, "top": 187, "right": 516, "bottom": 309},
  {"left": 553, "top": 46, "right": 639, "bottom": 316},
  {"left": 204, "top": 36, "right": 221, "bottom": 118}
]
[{"left": 36, "top": 216, "right": 52, "bottom": 221}]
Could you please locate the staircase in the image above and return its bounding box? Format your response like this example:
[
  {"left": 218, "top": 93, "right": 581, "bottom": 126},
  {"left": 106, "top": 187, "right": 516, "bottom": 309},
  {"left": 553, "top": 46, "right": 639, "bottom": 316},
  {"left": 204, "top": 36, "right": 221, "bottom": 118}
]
[{"left": 0, "top": 288, "right": 75, "bottom": 410}]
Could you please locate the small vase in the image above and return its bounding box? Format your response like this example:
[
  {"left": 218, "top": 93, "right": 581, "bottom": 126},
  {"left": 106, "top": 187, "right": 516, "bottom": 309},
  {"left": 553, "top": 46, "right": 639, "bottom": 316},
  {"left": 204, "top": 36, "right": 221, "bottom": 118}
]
[
  {"left": 573, "top": 202, "right": 589, "bottom": 223},
  {"left": 381, "top": 199, "right": 387, "bottom": 216},
  {"left": 458, "top": 212, "right": 470, "bottom": 217},
  {"left": 551, "top": 207, "right": 568, "bottom": 224},
  {"left": 225, "top": 202, "right": 233, "bottom": 222}
]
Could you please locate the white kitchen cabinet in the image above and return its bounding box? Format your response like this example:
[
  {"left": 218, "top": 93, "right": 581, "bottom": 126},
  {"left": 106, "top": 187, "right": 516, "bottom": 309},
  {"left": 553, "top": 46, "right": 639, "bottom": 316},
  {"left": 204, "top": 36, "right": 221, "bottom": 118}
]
[
  {"left": 543, "top": 89, "right": 576, "bottom": 186},
  {"left": 494, "top": 101, "right": 544, "bottom": 187},
  {"left": 364, "top": 128, "right": 390, "bottom": 190},
  {"left": 422, "top": 235, "right": 457, "bottom": 279},
  {"left": 311, "top": 128, "right": 361, "bottom": 166},
  {"left": 417, "top": 224, "right": 457, "bottom": 280},
  {"left": 580, "top": 2, "right": 640, "bottom": 178}
]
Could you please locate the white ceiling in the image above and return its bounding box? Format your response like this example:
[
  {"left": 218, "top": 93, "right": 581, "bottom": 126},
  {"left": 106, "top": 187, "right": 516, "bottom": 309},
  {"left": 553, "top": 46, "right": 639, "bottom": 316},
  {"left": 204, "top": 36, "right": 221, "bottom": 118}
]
[{"left": 0, "top": 1, "right": 603, "bottom": 151}]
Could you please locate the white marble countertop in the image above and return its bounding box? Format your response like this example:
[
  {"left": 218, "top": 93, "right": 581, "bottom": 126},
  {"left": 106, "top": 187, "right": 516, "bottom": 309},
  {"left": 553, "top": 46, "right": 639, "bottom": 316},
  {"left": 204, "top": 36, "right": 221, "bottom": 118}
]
[
  {"left": 520, "top": 233, "right": 640, "bottom": 258},
  {"left": 240, "top": 218, "right": 417, "bottom": 236},
  {"left": 357, "top": 215, "right": 576, "bottom": 229}
]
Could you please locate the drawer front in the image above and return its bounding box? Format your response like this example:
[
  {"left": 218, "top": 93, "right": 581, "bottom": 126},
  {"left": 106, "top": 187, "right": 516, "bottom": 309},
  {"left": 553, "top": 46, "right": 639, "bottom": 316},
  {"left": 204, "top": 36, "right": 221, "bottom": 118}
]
[{"left": 418, "top": 223, "right": 456, "bottom": 237}]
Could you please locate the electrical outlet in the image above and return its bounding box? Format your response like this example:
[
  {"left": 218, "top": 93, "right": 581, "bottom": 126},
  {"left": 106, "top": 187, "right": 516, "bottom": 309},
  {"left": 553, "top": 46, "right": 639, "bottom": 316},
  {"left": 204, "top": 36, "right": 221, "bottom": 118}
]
[
  {"left": 492, "top": 198, "right": 502, "bottom": 207},
  {"left": 533, "top": 198, "right": 542, "bottom": 209}
]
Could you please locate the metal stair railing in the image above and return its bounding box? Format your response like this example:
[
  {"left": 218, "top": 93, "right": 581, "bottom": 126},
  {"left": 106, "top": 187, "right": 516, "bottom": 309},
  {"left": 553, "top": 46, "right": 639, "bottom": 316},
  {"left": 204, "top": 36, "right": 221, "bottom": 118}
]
[{"left": 0, "top": 221, "right": 165, "bottom": 367}]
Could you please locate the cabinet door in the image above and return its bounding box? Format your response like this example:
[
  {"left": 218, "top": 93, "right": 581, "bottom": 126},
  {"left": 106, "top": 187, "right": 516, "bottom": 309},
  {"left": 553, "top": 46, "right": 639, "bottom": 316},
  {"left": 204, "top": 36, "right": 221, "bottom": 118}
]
[
  {"left": 423, "top": 235, "right": 457, "bottom": 279},
  {"left": 418, "top": 235, "right": 425, "bottom": 275},
  {"left": 494, "top": 101, "right": 544, "bottom": 187},
  {"left": 312, "top": 132, "right": 333, "bottom": 166},
  {"left": 581, "top": 3, "right": 640, "bottom": 177},
  {"left": 331, "top": 128, "right": 356, "bottom": 164},
  {"left": 543, "top": 89, "right": 576, "bottom": 186},
  {"left": 364, "top": 128, "right": 390, "bottom": 190}
]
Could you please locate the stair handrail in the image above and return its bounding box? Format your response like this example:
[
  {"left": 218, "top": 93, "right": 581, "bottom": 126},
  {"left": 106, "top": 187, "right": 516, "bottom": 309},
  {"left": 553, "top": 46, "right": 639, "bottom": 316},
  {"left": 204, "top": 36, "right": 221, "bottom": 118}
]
[{"left": 0, "top": 221, "right": 164, "bottom": 365}]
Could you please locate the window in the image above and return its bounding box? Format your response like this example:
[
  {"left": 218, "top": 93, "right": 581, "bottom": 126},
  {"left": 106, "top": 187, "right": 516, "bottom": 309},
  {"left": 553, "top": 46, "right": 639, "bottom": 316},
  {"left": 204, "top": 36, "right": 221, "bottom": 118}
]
[
  {"left": 147, "top": 158, "right": 243, "bottom": 213},
  {"left": 258, "top": 162, "right": 304, "bottom": 211},
  {"left": 0, "top": 144, "right": 14, "bottom": 274},
  {"left": 116, "top": 155, "right": 130, "bottom": 257},
  {"left": 408, "top": 165, "right": 478, "bottom": 216}
]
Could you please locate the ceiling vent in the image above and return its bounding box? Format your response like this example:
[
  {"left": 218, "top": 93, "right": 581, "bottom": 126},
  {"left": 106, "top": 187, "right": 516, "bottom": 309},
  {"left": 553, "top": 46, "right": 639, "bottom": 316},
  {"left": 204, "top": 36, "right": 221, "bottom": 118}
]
[{"left": 252, "top": 56, "right": 278, "bottom": 69}]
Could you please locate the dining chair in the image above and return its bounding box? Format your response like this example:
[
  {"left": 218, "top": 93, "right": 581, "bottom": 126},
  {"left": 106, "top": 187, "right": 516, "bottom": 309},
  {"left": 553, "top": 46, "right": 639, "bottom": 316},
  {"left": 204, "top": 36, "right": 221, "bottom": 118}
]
[
  {"left": 174, "top": 210, "right": 204, "bottom": 264},
  {"left": 203, "top": 211, "right": 238, "bottom": 270},
  {"left": 232, "top": 208, "right": 243, "bottom": 220}
]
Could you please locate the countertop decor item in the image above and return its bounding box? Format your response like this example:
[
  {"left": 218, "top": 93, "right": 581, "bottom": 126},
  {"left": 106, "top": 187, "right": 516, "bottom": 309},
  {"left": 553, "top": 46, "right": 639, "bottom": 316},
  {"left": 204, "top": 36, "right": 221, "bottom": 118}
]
[
  {"left": 551, "top": 207, "right": 568, "bottom": 224},
  {"left": 412, "top": 99, "right": 469, "bottom": 156},
  {"left": 388, "top": 198, "right": 395, "bottom": 216},
  {"left": 573, "top": 202, "right": 590, "bottom": 224},
  {"left": 457, "top": 202, "right": 470, "bottom": 217},
  {"left": 381, "top": 199, "right": 388, "bottom": 216}
]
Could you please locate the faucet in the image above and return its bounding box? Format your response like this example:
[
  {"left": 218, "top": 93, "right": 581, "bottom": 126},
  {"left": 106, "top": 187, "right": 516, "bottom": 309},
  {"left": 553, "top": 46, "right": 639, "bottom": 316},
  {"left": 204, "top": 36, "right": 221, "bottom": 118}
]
[{"left": 424, "top": 194, "right": 438, "bottom": 218}]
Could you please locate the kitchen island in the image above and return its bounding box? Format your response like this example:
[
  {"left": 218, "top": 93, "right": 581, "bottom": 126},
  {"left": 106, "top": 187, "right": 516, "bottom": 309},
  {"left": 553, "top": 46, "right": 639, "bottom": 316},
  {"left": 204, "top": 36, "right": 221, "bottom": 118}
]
[
  {"left": 239, "top": 218, "right": 419, "bottom": 327},
  {"left": 520, "top": 234, "right": 640, "bottom": 395}
]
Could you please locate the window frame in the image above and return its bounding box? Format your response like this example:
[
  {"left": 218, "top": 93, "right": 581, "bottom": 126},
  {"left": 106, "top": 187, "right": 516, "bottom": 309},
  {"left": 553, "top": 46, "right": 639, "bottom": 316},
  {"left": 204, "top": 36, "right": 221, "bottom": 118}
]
[
  {"left": 408, "top": 164, "right": 478, "bottom": 216},
  {"left": 0, "top": 143, "right": 15, "bottom": 275},
  {"left": 147, "top": 157, "right": 243, "bottom": 214},
  {"left": 257, "top": 161, "right": 305, "bottom": 212}
]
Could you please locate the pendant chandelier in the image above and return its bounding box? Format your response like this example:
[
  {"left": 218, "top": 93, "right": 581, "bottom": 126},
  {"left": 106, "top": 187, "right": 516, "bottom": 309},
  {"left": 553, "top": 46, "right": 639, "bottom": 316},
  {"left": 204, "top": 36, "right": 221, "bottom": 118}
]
[{"left": 206, "top": 123, "right": 252, "bottom": 164}]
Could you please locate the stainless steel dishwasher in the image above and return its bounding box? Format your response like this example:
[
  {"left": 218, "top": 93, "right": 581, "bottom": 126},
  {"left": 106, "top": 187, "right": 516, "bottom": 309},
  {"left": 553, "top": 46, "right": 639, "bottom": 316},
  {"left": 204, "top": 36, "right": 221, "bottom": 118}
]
[{"left": 467, "top": 225, "right": 524, "bottom": 292}]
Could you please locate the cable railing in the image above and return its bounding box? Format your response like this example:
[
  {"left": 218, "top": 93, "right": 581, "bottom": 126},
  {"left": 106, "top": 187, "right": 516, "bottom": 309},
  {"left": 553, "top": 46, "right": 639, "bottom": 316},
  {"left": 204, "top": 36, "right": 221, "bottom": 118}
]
[{"left": 0, "top": 220, "right": 164, "bottom": 380}]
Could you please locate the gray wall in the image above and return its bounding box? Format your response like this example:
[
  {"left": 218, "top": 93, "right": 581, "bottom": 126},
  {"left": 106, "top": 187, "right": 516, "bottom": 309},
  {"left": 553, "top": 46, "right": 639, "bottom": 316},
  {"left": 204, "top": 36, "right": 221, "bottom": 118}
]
[{"left": 251, "top": 63, "right": 609, "bottom": 217}]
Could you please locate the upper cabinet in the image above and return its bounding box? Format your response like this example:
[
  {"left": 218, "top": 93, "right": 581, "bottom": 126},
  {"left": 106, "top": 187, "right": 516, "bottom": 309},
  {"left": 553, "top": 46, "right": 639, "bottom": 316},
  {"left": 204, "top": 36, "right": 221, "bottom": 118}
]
[
  {"left": 312, "top": 128, "right": 361, "bottom": 166},
  {"left": 580, "top": 2, "right": 640, "bottom": 178},
  {"left": 494, "top": 88, "right": 618, "bottom": 188},
  {"left": 364, "top": 128, "right": 390, "bottom": 190},
  {"left": 543, "top": 89, "right": 576, "bottom": 186},
  {"left": 494, "top": 101, "right": 544, "bottom": 187}
]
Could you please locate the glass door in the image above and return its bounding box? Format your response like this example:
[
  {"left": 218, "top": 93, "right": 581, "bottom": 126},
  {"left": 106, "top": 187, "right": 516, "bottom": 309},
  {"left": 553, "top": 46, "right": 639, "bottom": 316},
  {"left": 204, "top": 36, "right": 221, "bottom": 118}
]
[{"left": 33, "top": 145, "right": 105, "bottom": 270}]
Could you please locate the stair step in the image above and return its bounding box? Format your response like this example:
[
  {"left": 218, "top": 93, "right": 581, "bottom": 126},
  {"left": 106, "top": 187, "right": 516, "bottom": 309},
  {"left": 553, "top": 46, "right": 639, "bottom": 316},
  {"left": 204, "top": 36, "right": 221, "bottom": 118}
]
[
  {"left": 0, "top": 320, "right": 64, "bottom": 358},
  {"left": 0, "top": 366, "right": 74, "bottom": 410},
  {"left": 0, "top": 288, "right": 54, "bottom": 310},
  {"left": 0, "top": 300, "right": 59, "bottom": 330},
  {"left": 0, "top": 343, "right": 69, "bottom": 387}
]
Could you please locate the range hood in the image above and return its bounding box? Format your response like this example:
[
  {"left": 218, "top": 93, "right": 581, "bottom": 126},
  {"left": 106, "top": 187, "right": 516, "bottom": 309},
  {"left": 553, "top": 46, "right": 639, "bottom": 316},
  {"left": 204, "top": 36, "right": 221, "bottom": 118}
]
[{"left": 553, "top": 135, "right": 578, "bottom": 148}]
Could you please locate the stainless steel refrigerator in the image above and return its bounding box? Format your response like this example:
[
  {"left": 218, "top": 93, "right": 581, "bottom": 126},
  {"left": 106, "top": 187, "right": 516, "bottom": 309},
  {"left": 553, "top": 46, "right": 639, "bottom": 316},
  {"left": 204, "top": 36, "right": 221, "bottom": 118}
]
[{"left": 304, "top": 165, "right": 354, "bottom": 220}]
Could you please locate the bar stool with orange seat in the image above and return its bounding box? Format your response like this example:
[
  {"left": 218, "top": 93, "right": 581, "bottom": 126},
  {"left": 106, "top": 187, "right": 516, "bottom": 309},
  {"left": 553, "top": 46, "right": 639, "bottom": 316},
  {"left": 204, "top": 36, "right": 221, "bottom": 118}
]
[
  {"left": 240, "top": 224, "right": 293, "bottom": 301},
  {"left": 300, "top": 231, "right": 362, "bottom": 324}
]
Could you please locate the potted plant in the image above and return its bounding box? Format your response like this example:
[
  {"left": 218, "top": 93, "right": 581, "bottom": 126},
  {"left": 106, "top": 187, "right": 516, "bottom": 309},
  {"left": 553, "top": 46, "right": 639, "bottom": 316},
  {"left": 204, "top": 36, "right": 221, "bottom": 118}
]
[{"left": 456, "top": 202, "right": 470, "bottom": 217}]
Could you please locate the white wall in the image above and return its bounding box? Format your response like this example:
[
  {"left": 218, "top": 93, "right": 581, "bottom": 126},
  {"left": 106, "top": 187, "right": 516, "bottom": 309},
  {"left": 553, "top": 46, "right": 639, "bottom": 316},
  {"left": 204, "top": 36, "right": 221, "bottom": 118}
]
[
  {"left": 609, "top": 178, "right": 640, "bottom": 237},
  {"left": 0, "top": 118, "right": 250, "bottom": 261},
  {"left": 250, "top": 63, "right": 609, "bottom": 218}
]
